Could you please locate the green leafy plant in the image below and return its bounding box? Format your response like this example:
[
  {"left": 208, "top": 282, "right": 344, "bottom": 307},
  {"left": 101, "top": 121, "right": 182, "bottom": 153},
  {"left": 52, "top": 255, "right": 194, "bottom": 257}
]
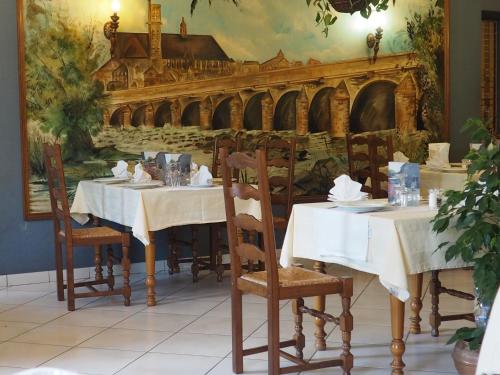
[
  {"left": 307, "top": 0, "right": 394, "bottom": 37},
  {"left": 432, "top": 118, "right": 500, "bottom": 350}
]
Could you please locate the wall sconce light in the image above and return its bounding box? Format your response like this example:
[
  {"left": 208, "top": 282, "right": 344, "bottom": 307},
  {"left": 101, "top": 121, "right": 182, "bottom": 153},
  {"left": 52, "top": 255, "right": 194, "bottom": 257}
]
[
  {"left": 366, "top": 27, "right": 383, "bottom": 64},
  {"left": 103, "top": 0, "right": 120, "bottom": 59}
]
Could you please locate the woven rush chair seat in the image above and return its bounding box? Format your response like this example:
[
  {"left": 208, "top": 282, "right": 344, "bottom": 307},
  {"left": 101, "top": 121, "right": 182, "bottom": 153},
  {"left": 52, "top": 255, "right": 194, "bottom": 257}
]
[
  {"left": 240, "top": 266, "right": 344, "bottom": 296},
  {"left": 58, "top": 227, "right": 124, "bottom": 246}
]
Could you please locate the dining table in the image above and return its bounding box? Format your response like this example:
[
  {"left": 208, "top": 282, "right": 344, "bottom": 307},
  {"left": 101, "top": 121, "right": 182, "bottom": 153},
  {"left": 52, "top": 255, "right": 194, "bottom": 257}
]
[
  {"left": 280, "top": 200, "right": 468, "bottom": 375},
  {"left": 70, "top": 180, "right": 260, "bottom": 306}
]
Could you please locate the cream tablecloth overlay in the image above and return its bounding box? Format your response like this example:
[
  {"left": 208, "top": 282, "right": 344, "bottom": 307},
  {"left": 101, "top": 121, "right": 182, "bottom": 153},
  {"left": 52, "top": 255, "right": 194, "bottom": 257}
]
[
  {"left": 419, "top": 166, "right": 468, "bottom": 196},
  {"left": 280, "top": 202, "right": 467, "bottom": 302},
  {"left": 70, "top": 181, "right": 260, "bottom": 245},
  {"left": 371, "top": 165, "right": 468, "bottom": 197}
]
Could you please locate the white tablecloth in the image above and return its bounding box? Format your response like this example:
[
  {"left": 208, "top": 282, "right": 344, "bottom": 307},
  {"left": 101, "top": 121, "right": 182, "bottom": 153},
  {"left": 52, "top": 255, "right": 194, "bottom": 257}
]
[
  {"left": 70, "top": 181, "right": 260, "bottom": 245},
  {"left": 280, "top": 202, "right": 467, "bottom": 302}
]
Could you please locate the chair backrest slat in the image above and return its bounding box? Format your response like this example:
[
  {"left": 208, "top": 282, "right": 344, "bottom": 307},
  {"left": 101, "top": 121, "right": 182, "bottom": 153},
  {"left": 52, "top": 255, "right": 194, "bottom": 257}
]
[
  {"left": 231, "top": 183, "right": 260, "bottom": 201},
  {"left": 235, "top": 243, "right": 266, "bottom": 263},
  {"left": 234, "top": 213, "right": 263, "bottom": 233}
]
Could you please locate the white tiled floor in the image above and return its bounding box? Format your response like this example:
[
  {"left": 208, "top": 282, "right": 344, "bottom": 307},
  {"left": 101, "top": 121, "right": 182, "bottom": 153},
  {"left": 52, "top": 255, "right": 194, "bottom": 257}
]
[{"left": 0, "top": 266, "right": 475, "bottom": 374}]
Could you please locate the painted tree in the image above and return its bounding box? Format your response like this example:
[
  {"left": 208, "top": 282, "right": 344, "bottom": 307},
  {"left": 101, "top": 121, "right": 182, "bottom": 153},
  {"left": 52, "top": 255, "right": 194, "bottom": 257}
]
[
  {"left": 25, "top": 0, "right": 106, "bottom": 161},
  {"left": 406, "top": 2, "right": 445, "bottom": 138}
]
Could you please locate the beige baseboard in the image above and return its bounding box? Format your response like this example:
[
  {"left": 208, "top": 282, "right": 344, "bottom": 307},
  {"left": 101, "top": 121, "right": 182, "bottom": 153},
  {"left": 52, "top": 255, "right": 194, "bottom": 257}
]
[
  {"left": 4, "top": 260, "right": 167, "bottom": 287},
  {"left": 2, "top": 254, "right": 231, "bottom": 287}
]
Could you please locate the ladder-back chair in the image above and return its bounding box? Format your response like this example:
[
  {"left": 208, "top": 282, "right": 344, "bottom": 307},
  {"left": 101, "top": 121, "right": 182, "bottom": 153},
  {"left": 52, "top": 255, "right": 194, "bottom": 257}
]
[
  {"left": 263, "top": 136, "right": 296, "bottom": 229},
  {"left": 346, "top": 133, "right": 393, "bottom": 199},
  {"left": 167, "top": 134, "right": 241, "bottom": 282},
  {"left": 43, "top": 143, "right": 131, "bottom": 311},
  {"left": 221, "top": 148, "right": 354, "bottom": 375}
]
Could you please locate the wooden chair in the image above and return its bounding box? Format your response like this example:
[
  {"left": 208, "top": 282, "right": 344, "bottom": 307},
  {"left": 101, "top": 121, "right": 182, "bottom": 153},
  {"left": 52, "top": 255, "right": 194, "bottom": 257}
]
[
  {"left": 43, "top": 143, "right": 131, "bottom": 311},
  {"left": 212, "top": 133, "right": 242, "bottom": 180},
  {"left": 263, "top": 136, "right": 296, "bottom": 229},
  {"left": 221, "top": 148, "right": 354, "bottom": 375},
  {"left": 346, "top": 133, "right": 393, "bottom": 199},
  {"left": 429, "top": 270, "right": 474, "bottom": 336},
  {"left": 167, "top": 133, "right": 241, "bottom": 282}
]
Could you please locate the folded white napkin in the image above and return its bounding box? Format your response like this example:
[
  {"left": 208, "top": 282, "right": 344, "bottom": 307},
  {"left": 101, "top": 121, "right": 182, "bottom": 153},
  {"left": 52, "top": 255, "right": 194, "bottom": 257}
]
[
  {"left": 426, "top": 143, "right": 450, "bottom": 168},
  {"left": 393, "top": 151, "right": 409, "bottom": 163},
  {"left": 328, "top": 174, "right": 369, "bottom": 201},
  {"left": 132, "top": 163, "right": 152, "bottom": 183},
  {"left": 111, "top": 160, "right": 131, "bottom": 178},
  {"left": 191, "top": 165, "right": 213, "bottom": 186}
]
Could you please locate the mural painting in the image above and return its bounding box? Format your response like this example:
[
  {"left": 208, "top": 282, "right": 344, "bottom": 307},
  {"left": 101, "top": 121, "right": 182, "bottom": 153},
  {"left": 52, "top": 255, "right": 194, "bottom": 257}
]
[{"left": 18, "top": 0, "right": 447, "bottom": 219}]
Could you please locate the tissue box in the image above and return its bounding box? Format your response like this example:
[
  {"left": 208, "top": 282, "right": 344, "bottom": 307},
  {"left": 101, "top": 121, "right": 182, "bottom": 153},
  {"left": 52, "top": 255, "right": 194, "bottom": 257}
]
[{"left": 388, "top": 162, "right": 420, "bottom": 206}]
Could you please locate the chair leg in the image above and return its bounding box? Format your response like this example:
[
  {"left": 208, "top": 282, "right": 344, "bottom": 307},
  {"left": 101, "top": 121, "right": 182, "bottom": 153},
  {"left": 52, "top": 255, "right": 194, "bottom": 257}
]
[
  {"left": 429, "top": 271, "right": 442, "bottom": 337},
  {"left": 66, "top": 243, "right": 76, "bottom": 311},
  {"left": 232, "top": 289, "right": 244, "bottom": 374},
  {"left": 54, "top": 241, "right": 65, "bottom": 301},
  {"left": 268, "top": 298, "right": 281, "bottom": 375},
  {"left": 93, "top": 245, "right": 103, "bottom": 282},
  {"left": 107, "top": 246, "right": 115, "bottom": 290},
  {"left": 292, "top": 298, "right": 305, "bottom": 360},
  {"left": 167, "top": 228, "right": 180, "bottom": 274},
  {"left": 191, "top": 225, "right": 200, "bottom": 282},
  {"left": 340, "top": 288, "right": 354, "bottom": 375},
  {"left": 121, "top": 238, "right": 131, "bottom": 306},
  {"left": 215, "top": 224, "right": 224, "bottom": 282}
]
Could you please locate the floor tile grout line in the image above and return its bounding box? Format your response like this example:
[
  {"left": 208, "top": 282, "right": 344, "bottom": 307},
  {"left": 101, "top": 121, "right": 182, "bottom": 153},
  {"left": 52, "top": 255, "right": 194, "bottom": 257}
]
[
  {"left": 2, "top": 270, "right": 200, "bottom": 354},
  {"left": 109, "top": 275, "right": 232, "bottom": 375},
  {"left": 31, "top": 271, "right": 214, "bottom": 374}
]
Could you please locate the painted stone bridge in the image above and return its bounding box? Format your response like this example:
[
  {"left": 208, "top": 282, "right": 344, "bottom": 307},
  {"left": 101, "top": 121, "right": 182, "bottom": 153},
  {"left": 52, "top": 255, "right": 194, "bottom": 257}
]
[{"left": 103, "top": 53, "right": 420, "bottom": 137}]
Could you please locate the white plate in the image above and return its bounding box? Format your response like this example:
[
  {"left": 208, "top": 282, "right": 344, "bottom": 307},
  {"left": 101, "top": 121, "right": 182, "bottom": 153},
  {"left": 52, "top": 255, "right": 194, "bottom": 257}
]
[
  {"left": 334, "top": 200, "right": 391, "bottom": 213},
  {"left": 190, "top": 184, "right": 216, "bottom": 188},
  {"left": 327, "top": 195, "right": 368, "bottom": 202},
  {"left": 123, "top": 181, "right": 164, "bottom": 189},
  {"left": 93, "top": 177, "right": 130, "bottom": 184}
]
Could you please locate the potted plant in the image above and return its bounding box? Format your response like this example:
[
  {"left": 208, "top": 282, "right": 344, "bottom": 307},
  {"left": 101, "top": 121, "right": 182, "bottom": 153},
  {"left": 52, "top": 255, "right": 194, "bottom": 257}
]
[{"left": 432, "top": 118, "right": 499, "bottom": 374}]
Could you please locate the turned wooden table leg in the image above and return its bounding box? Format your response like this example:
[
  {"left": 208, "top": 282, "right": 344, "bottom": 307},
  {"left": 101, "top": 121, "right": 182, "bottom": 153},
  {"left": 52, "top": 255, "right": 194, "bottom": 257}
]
[
  {"left": 390, "top": 294, "right": 406, "bottom": 375},
  {"left": 145, "top": 231, "right": 156, "bottom": 307},
  {"left": 409, "top": 273, "right": 423, "bottom": 334},
  {"left": 313, "top": 261, "right": 327, "bottom": 351}
]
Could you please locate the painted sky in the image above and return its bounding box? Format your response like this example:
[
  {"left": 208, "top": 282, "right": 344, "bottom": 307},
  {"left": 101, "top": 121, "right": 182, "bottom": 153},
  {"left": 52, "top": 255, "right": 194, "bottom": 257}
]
[{"left": 51, "top": 0, "right": 434, "bottom": 63}]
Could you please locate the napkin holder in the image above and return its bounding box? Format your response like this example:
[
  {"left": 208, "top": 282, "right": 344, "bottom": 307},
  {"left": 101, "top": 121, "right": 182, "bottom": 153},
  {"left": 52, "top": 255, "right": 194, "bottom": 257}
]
[{"left": 388, "top": 162, "right": 420, "bottom": 206}]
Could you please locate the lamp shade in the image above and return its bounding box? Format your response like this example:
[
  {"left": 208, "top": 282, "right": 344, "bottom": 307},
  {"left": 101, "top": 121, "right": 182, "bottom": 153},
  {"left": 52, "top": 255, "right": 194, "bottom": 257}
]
[{"left": 111, "top": 0, "right": 121, "bottom": 13}]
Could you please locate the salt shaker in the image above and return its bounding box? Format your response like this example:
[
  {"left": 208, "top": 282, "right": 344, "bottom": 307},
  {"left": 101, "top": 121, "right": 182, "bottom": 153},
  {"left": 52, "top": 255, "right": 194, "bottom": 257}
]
[{"left": 428, "top": 189, "right": 438, "bottom": 209}]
